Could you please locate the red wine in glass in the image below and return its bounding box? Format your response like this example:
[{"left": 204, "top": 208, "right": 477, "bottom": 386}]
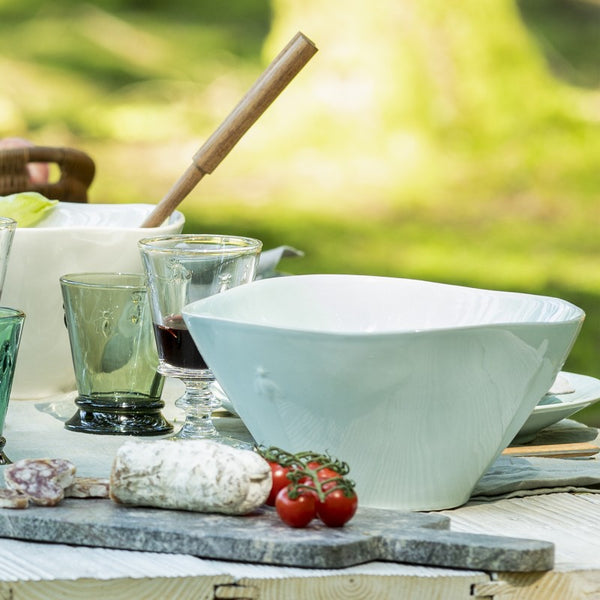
[{"left": 153, "top": 315, "right": 208, "bottom": 370}]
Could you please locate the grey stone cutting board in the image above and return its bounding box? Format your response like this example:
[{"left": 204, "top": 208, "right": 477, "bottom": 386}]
[{"left": 0, "top": 499, "right": 553, "bottom": 572}]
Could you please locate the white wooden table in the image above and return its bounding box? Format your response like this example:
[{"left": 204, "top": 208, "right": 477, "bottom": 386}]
[{"left": 1, "top": 383, "right": 599, "bottom": 600}]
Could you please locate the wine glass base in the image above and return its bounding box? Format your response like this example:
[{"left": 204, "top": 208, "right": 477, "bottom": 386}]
[
  {"left": 164, "top": 371, "right": 251, "bottom": 447},
  {"left": 0, "top": 436, "right": 10, "bottom": 465},
  {"left": 65, "top": 395, "right": 174, "bottom": 436},
  {"left": 172, "top": 425, "right": 252, "bottom": 450}
]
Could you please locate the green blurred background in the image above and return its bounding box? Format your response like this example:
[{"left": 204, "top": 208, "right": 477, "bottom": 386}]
[{"left": 2, "top": 0, "right": 600, "bottom": 424}]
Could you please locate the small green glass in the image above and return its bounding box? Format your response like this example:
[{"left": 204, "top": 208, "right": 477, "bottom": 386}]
[
  {"left": 0, "top": 307, "right": 25, "bottom": 463},
  {"left": 0, "top": 217, "right": 16, "bottom": 300},
  {"left": 60, "top": 272, "right": 172, "bottom": 436}
]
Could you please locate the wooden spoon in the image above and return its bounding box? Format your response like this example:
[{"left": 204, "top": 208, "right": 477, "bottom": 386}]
[{"left": 141, "top": 32, "right": 318, "bottom": 228}]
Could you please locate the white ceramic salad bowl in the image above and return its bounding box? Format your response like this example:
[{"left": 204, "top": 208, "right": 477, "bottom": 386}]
[
  {"left": 3, "top": 203, "right": 185, "bottom": 398},
  {"left": 183, "top": 274, "right": 584, "bottom": 511}
]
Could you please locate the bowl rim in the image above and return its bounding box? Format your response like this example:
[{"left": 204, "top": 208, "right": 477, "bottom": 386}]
[
  {"left": 13, "top": 206, "right": 185, "bottom": 233},
  {"left": 182, "top": 274, "right": 586, "bottom": 337}
]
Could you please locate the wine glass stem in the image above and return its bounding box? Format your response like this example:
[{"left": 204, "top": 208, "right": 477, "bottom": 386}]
[{"left": 175, "top": 376, "right": 220, "bottom": 439}]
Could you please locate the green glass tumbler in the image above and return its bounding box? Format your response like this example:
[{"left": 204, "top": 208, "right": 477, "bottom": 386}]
[
  {"left": 0, "top": 307, "right": 25, "bottom": 463},
  {"left": 60, "top": 272, "right": 172, "bottom": 436},
  {"left": 0, "top": 217, "right": 16, "bottom": 300}
]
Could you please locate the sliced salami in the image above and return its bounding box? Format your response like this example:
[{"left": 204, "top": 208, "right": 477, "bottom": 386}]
[
  {"left": 4, "top": 458, "right": 76, "bottom": 506},
  {"left": 65, "top": 477, "right": 110, "bottom": 499},
  {"left": 45, "top": 458, "right": 77, "bottom": 488},
  {"left": 0, "top": 488, "right": 29, "bottom": 509}
]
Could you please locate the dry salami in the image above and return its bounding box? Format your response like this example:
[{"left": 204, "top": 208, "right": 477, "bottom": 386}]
[
  {"left": 4, "top": 458, "right": 76, "bottom": 506},
  {"left": 45, "top": 458, "right": 77, "bottom": 488},
  {"left": 110, "top": 439, "right": 272, "bottom": 515},
  {"left": 65, "top": 477, "right": 110, "bottom": 499},
  {"left": 0, "top": 488, "right": 29, "bottom": 509}
]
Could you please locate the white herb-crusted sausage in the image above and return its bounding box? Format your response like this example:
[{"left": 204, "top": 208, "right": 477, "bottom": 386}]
[{"left": 109, "top": 439, "right": 272, "bottom": 515}]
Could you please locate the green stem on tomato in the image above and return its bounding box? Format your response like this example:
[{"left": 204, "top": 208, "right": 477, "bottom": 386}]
[{"left": 257, "top": 445, "right": 356, "bottom": 503}]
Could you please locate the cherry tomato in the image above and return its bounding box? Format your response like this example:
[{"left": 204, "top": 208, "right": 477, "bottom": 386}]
[
  {"left": 317, "top": 488, "right": 358, "bottom": 527},
  {"left": 306, "top": 460, "right": 326, "bottom": 470},
  {"left": 298, "top": 462, "right": 341, "bottom": 488},
  {"left": 275, "top": 487, "right": 317, "bottom": 528},
  {"left": 266, "top": 462, "right": 292, "bottom": 506},
  {"left": 308, "top": 463, "right": 341, "bottom": 481}
]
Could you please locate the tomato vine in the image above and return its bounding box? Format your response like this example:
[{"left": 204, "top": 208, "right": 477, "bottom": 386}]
[{"left": 258, "top": 446, "right": 358, "bottom": 528}]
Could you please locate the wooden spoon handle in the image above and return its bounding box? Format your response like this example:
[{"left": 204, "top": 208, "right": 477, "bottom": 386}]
[{"left": 142, "top": 32, "right": 318, "bottom": 228}]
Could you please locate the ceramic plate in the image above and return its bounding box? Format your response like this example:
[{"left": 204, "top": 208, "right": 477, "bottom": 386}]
[{"left": 514, "top": 371, "right": 600, "bottom": 444}]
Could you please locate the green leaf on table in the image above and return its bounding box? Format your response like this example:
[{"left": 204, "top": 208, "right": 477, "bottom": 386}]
[{"left": 0, "top": 192, "right": 58, "bottom": 227}]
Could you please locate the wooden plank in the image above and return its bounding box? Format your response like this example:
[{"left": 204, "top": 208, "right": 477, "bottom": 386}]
[
  {"left": 473, "top": 569, "right": 600, "bottom": 599},
  {"left": 235, "top": 573, "right": 488, "bottom": 600},
  {"left": 0, "top": 576, "right": 229, "bottom": 600},
  {"left": 212, "top": 561, "right": 491, "bottom": 598},
  {"left": 215, "top": 584, "right": 259, "bottom": 599}
]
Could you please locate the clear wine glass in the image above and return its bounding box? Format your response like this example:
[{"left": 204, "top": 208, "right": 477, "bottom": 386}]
[{"left": 138, "top": 234, "right": 262, "bottom": 444}]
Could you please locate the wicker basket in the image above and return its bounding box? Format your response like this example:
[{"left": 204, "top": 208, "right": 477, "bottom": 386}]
[{"left": 0, "top": 146, "right": 95, "bottom": 203}]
